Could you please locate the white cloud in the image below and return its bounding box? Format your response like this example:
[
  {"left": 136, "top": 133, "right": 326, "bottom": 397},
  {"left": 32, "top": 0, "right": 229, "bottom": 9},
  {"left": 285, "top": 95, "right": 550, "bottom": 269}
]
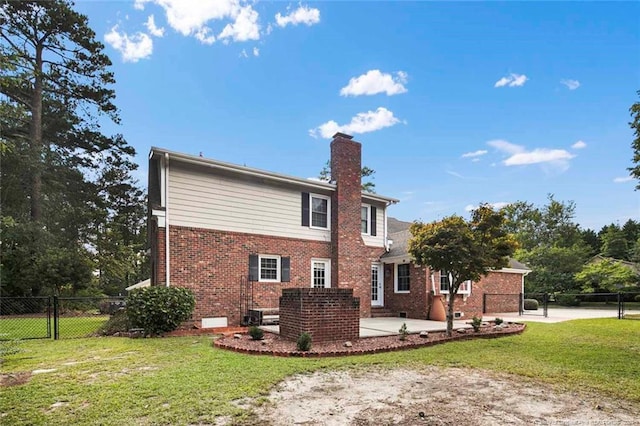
[
  {"left": 309, "top": 107, "right": 401, "bottom": 139},
  {"left": 461, "top": 149, "right": 488, "bottom": 158},
  {"left": 104, "top": 26, "right": 153, "bottom": 63},
  {"left": 141, "top": 0, "right": 260, "bottom": 44},
  {"left": 340, "top": 70, "right": 408, "bottom": 97},
  {"left": 218, "top": 5, "right": 260, "bottom": 42},
  {"left": 613, "top": 176, "right": 633, "bottom": 183},
  {"left": 471, "top": 158, "right": 480, "bottom": 163},
  {"left": 571, "top": 140, "right": 587, "bottom": 149},
  {"left": 446, "top": 170, "right": 465, "bottom": 179},
  {"left": 145, "top": 15, "right": 165, "bottom": 37},
  {"left": 465, "top": 202, "right": 510, "bottom": 212},
  {"left": 253, "top": 47, "right": 259, "bottom": 56},
  {"left": 487, "top": 139, "right": 525, "bottom": 155},
  {"left": 504, "top": 149, "right": 575, "bottom": 166},
  {"left": 239, "top": 48, "right": 248, "bottom": 58},
  {"left": 494, "top": 73, "right": 528, "bottom": 88},
  {"left": 561, "top": 79, "right": 581, "bottom": 90},
  {"left": 275, "top": 5, "right": 320, "bottom": 27},
  {"left": 488, "top": 139, "right": 575, "bottom": 170}
]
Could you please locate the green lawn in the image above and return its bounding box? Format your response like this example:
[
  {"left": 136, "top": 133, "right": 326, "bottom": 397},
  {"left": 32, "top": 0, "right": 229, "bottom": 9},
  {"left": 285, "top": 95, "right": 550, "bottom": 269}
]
[
  {"left": 1, "top": 318, "right": 639, "bottom": 425},
  {"left": 0, "top": 316, "right": 109, "bottom": 340}
]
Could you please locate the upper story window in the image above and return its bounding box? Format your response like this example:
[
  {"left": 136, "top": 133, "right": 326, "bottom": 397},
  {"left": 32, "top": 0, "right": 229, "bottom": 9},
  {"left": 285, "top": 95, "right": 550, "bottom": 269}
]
[
  {"left": 259, "top": 255, "right": 281, "bottom": 282},
  {"left": 361, "top": 205, "right": 369, "bottom": 234},
  {"left": 440, "top": 270, "right": 471, "bottom": 294},
  {"left": 311, "top": 194, "right": 329, "bottom": 229},
  {"left": 395, "top": 263, "right": 410, "bottom": 293}
]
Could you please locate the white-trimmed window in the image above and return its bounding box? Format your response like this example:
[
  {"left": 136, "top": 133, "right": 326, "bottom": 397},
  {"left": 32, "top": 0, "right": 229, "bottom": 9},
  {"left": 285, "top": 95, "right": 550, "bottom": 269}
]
[
  {"left": 361, "top": 205, "right": 370, "bottom": 234},
  {"left": 395, "top": 263, "right": 410, "bottom": 293},
  {"left": 311, "top": 194, "right": 330, "bottom": 229},
  {"left": 259, "top": 255, "right": 281, "bottom": 282},
  {"left": 311, "top": 259, "right": 331, "bottom": 288},
  {"left": 439, "top": 270, "right": 471, "bottom": 295}
]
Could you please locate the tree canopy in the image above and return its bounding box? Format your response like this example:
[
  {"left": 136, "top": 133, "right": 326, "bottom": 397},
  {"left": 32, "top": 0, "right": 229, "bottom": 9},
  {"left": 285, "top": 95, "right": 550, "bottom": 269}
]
[
  {"left": 629, "top": 90, "right": 640, "bottom": 189},
  {"left": 408, "top": 204, "right": 517, "bottom": 336},
  {"left": 575, "top": 259, "right": 638, "bottom": 293}
]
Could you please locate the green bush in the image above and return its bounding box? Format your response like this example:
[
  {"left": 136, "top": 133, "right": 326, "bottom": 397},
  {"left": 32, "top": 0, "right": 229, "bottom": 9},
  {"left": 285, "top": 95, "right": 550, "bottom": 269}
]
[
  {"left": 126, "top": 286, "right": 195, "bottom": 336},
  {"left": 471, "top": 316, "right": 482, "bottom": 332},
  {"left": 248, "top": 326, "right": 264, "bottom": 340},
  {"left": 296, "top": 332, "right": 312, "bottom": 351},
  {"left": 635, "top": 294, "right": 640, "bottom": 303},
  {"left": 96, "top": 309, "right": 130, "bottom": 336},
  {"left": 555, "top": 294, "right": 581, "bottom": 307},
  {"left": 523, "top": 299, "right": 539, "bottom": 310},
  {"left": 494, "top": 317, "right": 504, "bottom": 325}
]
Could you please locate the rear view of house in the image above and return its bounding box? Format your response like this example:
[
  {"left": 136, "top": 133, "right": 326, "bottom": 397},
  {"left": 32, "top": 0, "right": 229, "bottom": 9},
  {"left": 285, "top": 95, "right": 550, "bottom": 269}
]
[{"left": 147, "top": 133, "right": 398, "bottom": 327}]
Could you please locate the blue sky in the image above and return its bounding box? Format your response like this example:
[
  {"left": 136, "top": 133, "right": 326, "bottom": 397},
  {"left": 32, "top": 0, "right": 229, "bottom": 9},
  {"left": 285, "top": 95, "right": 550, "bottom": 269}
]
[{"left": 78, "top": 1, "right": 639, "bottom": 231}]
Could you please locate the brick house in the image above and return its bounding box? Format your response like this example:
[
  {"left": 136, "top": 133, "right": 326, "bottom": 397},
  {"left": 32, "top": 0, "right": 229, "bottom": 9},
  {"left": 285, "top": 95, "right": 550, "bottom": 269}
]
[
  {"left": 381, "top": 227, "right": 531, "bottom": 320},
  {"left": 148, "top": 132, "right": 529, "bottom": 328}
]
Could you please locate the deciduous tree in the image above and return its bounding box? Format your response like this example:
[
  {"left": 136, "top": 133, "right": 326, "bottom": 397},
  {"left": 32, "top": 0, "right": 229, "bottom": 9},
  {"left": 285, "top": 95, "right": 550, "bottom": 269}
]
[{"left": 408, "top": 205, "right": 517, "bottom": 336}]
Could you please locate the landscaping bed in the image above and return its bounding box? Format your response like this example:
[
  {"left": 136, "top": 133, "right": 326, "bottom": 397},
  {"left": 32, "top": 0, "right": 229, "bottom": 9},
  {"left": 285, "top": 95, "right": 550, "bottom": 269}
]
[{"left": 214, "top": 322, "right": 525, "bottom": 357}]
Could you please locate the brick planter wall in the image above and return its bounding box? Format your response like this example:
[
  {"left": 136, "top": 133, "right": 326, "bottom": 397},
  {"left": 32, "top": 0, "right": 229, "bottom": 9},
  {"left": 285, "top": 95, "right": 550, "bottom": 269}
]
[{"left": 279, "top": 288, "right": 360, "bottom": 343}]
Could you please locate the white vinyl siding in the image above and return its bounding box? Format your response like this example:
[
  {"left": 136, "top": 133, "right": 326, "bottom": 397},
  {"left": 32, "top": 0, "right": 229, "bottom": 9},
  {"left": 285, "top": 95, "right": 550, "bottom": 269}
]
[
  {"left": 168, "top": 163, "right": 331, "bottom": 241},
  {"left": 361, "top": 204, "right": 385, "bottom": 247}
]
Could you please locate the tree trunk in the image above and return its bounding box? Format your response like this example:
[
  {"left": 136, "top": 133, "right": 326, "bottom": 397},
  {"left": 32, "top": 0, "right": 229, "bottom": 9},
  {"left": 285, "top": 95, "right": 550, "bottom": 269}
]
[
  {"left": 446, "top": 293, "right": 455, "bottom": 337},
  {"left": 29, "top": 43, "right": 44, "bottom": 222}
]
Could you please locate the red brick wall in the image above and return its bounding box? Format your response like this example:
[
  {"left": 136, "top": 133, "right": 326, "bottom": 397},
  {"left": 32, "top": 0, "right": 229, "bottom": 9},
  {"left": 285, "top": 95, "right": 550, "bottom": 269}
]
[
  {"left": 383, "top": 263, "right": 430, "bottom": 319},
  {"left": 437, "top": 270, "right": 523, "bottom": 318},
  {"left": 156, "top": 225, "right": 331, "bottom": 326},
  {"left": 330, "top": 134, "right": 380, "bottom": 318},
  {"left": 279, "top": 288, "right": 359, "bottom": 342}
]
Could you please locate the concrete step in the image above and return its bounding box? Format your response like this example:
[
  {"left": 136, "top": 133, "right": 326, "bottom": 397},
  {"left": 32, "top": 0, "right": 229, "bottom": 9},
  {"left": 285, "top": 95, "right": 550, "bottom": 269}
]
[{"left": 371, "top": 308, "right": 394, "bottom": 318}]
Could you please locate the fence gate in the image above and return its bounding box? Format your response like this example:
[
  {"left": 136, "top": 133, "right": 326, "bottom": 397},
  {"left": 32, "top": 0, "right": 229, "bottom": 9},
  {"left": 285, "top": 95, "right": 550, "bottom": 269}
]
[{"left": 0, "top": 297, "right": 52, "bottom": 340}]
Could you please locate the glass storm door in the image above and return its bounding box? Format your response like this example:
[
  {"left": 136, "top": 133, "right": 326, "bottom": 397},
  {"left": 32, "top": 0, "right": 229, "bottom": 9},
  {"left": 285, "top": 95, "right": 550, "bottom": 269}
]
[{"left": 371, "top": 264, "right": 383, "bottom": 307}]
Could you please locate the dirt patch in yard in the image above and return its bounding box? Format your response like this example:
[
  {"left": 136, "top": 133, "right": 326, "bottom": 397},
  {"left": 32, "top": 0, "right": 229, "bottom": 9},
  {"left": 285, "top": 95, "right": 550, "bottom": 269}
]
[{"left": 248, "top": 367, "right": 639, "bottom": 425}]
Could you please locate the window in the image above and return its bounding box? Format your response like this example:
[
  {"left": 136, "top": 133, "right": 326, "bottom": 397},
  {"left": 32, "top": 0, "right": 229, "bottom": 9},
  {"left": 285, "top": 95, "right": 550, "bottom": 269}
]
[
  {"left": 259, "top": 255, "right": 280, "bottom": 282},
  {"left": 311, "top": 259, "right": 331, "bottom": 288},
  {"left": 361, "top": 205, "right": 369, "bottom": 234},
  {"left": 440, "top": 270, "right": 471, "bottom": 294},
  {"left": 311, "top": 194, "right": 329, "bottom": 229},
  {"left": 395, "top": 263, "right": 410, "bottom": 293}
]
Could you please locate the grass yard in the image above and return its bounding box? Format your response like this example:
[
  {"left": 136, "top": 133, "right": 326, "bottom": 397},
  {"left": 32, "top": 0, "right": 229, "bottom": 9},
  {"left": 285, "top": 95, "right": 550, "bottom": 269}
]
[
  {"left": 0, "top": 316, "right": 109, "bottom": 340},
  {"left": 1, "top": 318, "right": 639, "bottom": 425}
]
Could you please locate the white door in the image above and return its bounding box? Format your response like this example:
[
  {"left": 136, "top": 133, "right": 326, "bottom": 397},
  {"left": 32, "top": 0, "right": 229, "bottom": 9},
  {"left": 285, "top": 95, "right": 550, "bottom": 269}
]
[{"left": 371, "top": 263, "right": 383, "bottom": 307}]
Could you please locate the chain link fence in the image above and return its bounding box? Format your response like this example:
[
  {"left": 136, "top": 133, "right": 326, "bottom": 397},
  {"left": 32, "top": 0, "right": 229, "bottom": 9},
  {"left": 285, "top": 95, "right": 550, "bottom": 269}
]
[{"left": 1, "top": 296, "right": 126, "bottom": 340}]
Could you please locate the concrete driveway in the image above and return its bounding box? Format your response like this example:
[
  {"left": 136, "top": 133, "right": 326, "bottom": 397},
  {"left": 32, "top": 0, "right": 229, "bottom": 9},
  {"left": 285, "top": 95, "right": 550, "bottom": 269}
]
[{"left": 486, "top": 306, "right": 640, "bottom": 323}]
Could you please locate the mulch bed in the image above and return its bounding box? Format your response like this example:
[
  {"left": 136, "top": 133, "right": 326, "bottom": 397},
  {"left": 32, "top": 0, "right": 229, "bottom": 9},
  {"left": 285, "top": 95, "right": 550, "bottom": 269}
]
[{"left": 213, "top": 322, "right": 526, "bottom": 357}]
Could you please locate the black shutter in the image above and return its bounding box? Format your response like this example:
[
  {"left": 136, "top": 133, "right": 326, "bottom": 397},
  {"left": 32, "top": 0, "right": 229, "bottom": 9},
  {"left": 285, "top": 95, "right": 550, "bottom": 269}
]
[
  {"left": 301, "top": 192, "right": 310, "bottom": 226},
  {"left": 371, "top": 206, "right": 377, "bottom": 236},
  {"left": 281, "top": 257, "right": 290, "bottom": 282},
  {"left": 248, "top": 254, "right": 258, "bottom": 281}
]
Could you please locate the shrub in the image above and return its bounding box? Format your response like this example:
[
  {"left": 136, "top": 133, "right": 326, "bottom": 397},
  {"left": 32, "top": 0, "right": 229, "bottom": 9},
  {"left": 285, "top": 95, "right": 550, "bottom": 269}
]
[
  {"left": 494, "top": 317, "right": 504, "bottom": 325},
  {"left": 471, "top": 316, "right": 482, "bottom": 332},
  {"left": 296, "top": 332, "right": 312, "bottom": 351},
  {"left": 126, "top": 286, "right": 195, "bottom": 336},
  {"left": 523, "top": 299, "right": 539, "bottom": 310},
  {"left": 555, "top": 294, "right": 581, "bottom": 307},
  {"left": 399, "top": 322, "right": 409, "bottom": 341},
  {"left": 635, "top": 294, "right": 640, "bottom": 303},
  {"left": 248, "top": 326, "right": 264, "bottom": 340},
  {"left": 96, "top": 309, "right": 130, "bottom": 336}
]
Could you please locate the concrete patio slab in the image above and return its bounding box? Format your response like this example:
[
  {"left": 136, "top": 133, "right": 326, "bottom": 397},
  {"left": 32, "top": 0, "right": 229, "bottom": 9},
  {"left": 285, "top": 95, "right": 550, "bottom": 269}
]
[{"left": 261, "top": 317, "right": 474, "bottom": 338}]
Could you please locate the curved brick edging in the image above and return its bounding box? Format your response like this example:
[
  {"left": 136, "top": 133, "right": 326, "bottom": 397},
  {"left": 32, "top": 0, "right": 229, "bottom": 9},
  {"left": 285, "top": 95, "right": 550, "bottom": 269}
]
[{"left": 212, "top": 324, "right": 526, "bottom": 358}]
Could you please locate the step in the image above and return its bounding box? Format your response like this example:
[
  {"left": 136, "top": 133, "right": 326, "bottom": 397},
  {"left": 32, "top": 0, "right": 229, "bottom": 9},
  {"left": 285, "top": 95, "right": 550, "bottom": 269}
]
[{"left": 371, "top": 308, "right": 394, "bottom": 318}]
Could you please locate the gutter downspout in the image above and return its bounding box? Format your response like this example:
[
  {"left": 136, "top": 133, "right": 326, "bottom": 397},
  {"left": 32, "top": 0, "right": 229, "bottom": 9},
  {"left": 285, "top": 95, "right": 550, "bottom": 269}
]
[{"left": 165, "top": 152, "right": 170, "bottom": 287}]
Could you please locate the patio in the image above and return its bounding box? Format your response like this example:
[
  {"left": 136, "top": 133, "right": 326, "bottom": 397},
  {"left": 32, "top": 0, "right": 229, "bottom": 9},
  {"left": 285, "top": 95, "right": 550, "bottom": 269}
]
[{"left": 261, "top": 317, "right": 473, "bottom": 338}]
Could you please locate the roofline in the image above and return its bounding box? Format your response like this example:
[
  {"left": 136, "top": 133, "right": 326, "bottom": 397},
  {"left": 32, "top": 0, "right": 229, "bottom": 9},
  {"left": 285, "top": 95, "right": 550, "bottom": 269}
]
[{"left": 150, "top": 147, "right": 399, "bottom": 204}]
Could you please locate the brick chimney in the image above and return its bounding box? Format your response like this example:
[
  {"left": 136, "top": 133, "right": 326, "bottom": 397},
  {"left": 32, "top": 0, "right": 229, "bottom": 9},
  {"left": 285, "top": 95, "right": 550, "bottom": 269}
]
[{"left": 330, "top": 132, "right": 370, "bottom": 316}]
